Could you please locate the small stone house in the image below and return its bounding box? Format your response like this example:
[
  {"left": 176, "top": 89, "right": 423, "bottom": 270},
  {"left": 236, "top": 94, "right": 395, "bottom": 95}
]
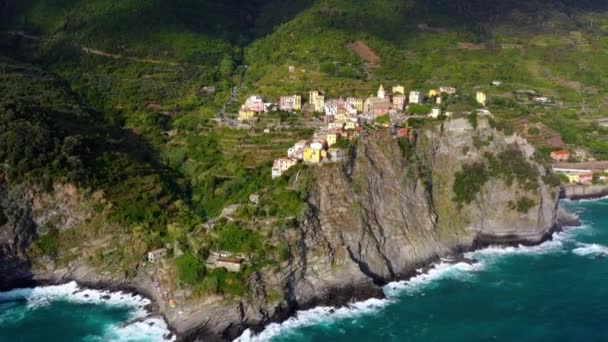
[
  {"left": 216, "top": 257, "right": 243, "bottom": 272},
  {"left": 147, "top": 248, "right": 167, "bottom": 263}
]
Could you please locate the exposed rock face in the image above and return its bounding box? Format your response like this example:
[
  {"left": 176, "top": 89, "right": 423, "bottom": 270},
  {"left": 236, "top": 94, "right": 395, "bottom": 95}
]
[
  {"left": 294, "top": 118, "right": 557, "bottom": 289},
  {"left": 0, "top": 117, "right": 560, "bottom": 341},
  {"left": 182, "top": 117, "right": 560, "bottom": 340}
]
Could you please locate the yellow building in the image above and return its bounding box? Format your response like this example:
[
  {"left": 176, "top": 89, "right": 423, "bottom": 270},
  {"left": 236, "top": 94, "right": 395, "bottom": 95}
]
[
  {"left": 326, "top": 133, "right": 339, "bottom": 147},
  {"left": 303, "top": 148, "right": 321, "bottom": 164},
  {"left": 428, "top": 89, "right": 439, "bottom": 98},
  {"left": 238, "top": 109, "right": 256, "bottom": 121},
  {"left": 335, "top": 111, "right": 348, "bottom": 123},
  {"left": 476, "top": 91, "right": 487, "bottom": 106},
  {"left": 566, "top": 174, "right": 580, "bottom": 183},
  {"left": 294, "top": 95, "right": 302, "bottom": 111},
  {"left": 309, "top": 91, "right": 325, "bottom": 112},
  {"left": 392, "top": 85, "right": 405, "bottom": 95},
  {"left": 345, "top": 121, "right": 357, "bottom": 130}
]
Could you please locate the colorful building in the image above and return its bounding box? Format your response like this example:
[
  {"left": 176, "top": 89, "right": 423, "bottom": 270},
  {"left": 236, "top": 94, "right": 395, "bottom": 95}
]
[
  {"left": 303, "top": 147, "right": 322, "bottom": 164},
  {"left": 428, "top": 89, "right": 439, "bottom": 98},
  {"left": 272, "top": 157, "right": 298, "bottom": 179},
  {"left": 238, "top": 109, "right": 256, "bottom": 121},
  {"left": 550, "top": 150, "right": 570, "bottom": 162},
  {"left": 309, "top": 91, "right": 325, "bottom": 112},
  {"left": 364, "top": 97, "right": 392, "bottom": 116},
  {"left": 346, "top": 97, "right": 364, "bottom": 112},
  {"left": 392, "top": 94, "right": 406, "bottom": 111},
  {"left": 326, "top": 132, "right": 339, "bottom": 147},
  {"left": 279, "top": 95, "right": 302, "bottom": 112},
  {"left": 242, "top": 95, "right": 265, "bottom": 112},
  {"left": 476, "top": 91, "right": 487, "bottom": 106},
  {"left": 345, "top": 121, "right": 357, "bottom": 130},
  {"left": 392, "top": 85, "right": 405, "bottom": 95}
]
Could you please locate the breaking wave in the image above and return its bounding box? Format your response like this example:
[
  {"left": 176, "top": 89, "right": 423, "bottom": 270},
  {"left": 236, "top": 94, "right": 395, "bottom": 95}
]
[
  {"left": 234, "top": 298, "right": 389, "bottom": 342},
  {"left": 572, "top": 243, "right": 608, "bottom": 257},
  {"left": 235, "top": 226, "right": 589, "bottom": 342},
  {"left": 0, "top": 282, "right": 174, "bottom": 342}
]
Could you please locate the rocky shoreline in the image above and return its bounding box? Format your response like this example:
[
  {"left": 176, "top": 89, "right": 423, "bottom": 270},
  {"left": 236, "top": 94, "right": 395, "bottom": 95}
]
[{"left": 0, "top": 205, "right": 583, "bottom": 342}]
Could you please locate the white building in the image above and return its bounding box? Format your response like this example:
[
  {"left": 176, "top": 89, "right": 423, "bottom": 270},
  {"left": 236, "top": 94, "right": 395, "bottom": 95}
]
[
  {"left": 533, "top": 96, "right": 551, "bottom": 104},
  {"left": 429, "top": 108, "right": 442, "bottom": 118},
  {"left": 439, "top": 87, "right": 457, "bottom": 95},
  {"left": 409, "top": 91, "right": 422, "bottom": 104}
]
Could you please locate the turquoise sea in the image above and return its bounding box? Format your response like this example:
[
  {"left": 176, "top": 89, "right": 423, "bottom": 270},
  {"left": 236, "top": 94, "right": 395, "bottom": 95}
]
[
  {"left": 1, "top": 198, "right": 607, "bottom": 342},
  {"left": 239, "top": 198, "right": 608, "bottom": 342},
  {"left": 0, "top": 282, "right": 173, "bottom": 341}
]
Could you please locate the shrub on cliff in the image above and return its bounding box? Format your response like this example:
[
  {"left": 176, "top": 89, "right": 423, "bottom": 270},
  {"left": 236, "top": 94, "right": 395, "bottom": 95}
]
[
  {"left": 453, "top": 162, "right": 489, "bottom": 204},
  {"left": 175, "top": 253, "right": 206, "bottom": 286}
]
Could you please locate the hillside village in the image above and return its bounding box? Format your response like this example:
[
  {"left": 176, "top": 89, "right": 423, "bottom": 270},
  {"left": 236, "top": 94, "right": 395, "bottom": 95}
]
[
  {"left": 238, "top": 85, "right": 486, "bottom": 179},
  {"left": 234, "top": 83, "right": 608, "bottom": 185}
]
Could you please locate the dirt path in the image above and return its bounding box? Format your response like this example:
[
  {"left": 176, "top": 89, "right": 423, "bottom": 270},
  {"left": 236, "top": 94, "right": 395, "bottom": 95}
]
[{"left": 8, "top": 31, "right": 183, "bottom": 67}]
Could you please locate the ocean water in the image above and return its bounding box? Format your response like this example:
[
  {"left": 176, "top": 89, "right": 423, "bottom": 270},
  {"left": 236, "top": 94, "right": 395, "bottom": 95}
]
[
  {"left": 238, "top": 198, "right": 608, "bottom": 342},
  {"left": 0, "top": 282, "right": 173, "bottom": 342}
]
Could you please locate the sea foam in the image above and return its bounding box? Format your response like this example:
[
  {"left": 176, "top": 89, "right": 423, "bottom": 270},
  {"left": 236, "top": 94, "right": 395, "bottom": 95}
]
[
  {"left": 0, "top": 282, "right": 174, "bottom": 342},
  {"left": 235, "top": 229, "right": 585, "bottom": 342},
  {"left": 572, "top": 243, "right": 608, "bottom": 257},
  {"left": 234, "top": 297, "right": 390, "bottom": 342}
]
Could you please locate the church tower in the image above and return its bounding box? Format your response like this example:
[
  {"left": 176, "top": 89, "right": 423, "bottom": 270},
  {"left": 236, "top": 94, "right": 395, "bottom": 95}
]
[{"left": 377, "top": 84, "right": 385, "bottom": 99}]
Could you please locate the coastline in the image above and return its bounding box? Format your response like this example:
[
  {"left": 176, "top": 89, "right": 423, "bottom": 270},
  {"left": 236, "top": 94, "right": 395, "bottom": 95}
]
[
  {"left": 1, "top": 203, "right": 586, "bottom": 342},
  {"left": 0, "top": 277, "right": 177, "bottom": 341}
]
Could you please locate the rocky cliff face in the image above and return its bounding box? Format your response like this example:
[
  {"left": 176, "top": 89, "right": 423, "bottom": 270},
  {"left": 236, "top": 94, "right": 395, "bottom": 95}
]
[
  {"left": 179, "top": 117, "right": 560, "bottom": 340},
  {"left": 288, "top": 117, "right": 557, "bottom": 295},
  {"left": 0, "top": 117, "right": 560, "bottom": 341}
]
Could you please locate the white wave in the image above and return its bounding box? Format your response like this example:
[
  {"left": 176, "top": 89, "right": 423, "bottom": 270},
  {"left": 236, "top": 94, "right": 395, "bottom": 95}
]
[
  {"left": 561, "top": 195, "right": 608, "bottom": 203},
  {"left": 97, "top": 317, "right": 175, "bottom": 342},
  {"left": 234, "top": 297, "right": 389, "bottom": 342},
  {"left": 465, "top": 232, "right": 566, "bottom": 262},
  {"left": 0, "top": 282, "right": 150, "bottom": 317},
  {"left": 572, "top": 243, "right": 608, "bottom": 257},
  {"left": 0, "top": 281, "right": 174, "bottom": 341},
  {"left": 384, "top": 261, "right": 483, "bottom": 297}
]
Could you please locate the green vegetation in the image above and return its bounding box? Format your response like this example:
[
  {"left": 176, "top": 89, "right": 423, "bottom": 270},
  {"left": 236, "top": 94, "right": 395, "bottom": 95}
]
[
  {"left": 453, "top": 148, "right": 540, "bottom": 206},
  {"left": 453, "top": 162, "right": 489, "bottom": 205},
  {"left": 408, "top": 104, "right": 432, "bottom": 115},
  {"left": 509, "top": 197, "right": 536, "bottom": 214},
  {"left": 376, "top": 114, "right": 390, "bottom": 125},
  {"left": 175, "top": 253, "right": 206, "bottom": 286}
]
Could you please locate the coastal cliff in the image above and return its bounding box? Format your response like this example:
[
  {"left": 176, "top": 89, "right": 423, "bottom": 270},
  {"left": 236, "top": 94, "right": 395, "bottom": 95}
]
[
  {"left": 178, "top": 116, "right": 561, "bottom": 340},
  {"left": 0, "top": 117, "right": 561, "bottom": 341}
]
